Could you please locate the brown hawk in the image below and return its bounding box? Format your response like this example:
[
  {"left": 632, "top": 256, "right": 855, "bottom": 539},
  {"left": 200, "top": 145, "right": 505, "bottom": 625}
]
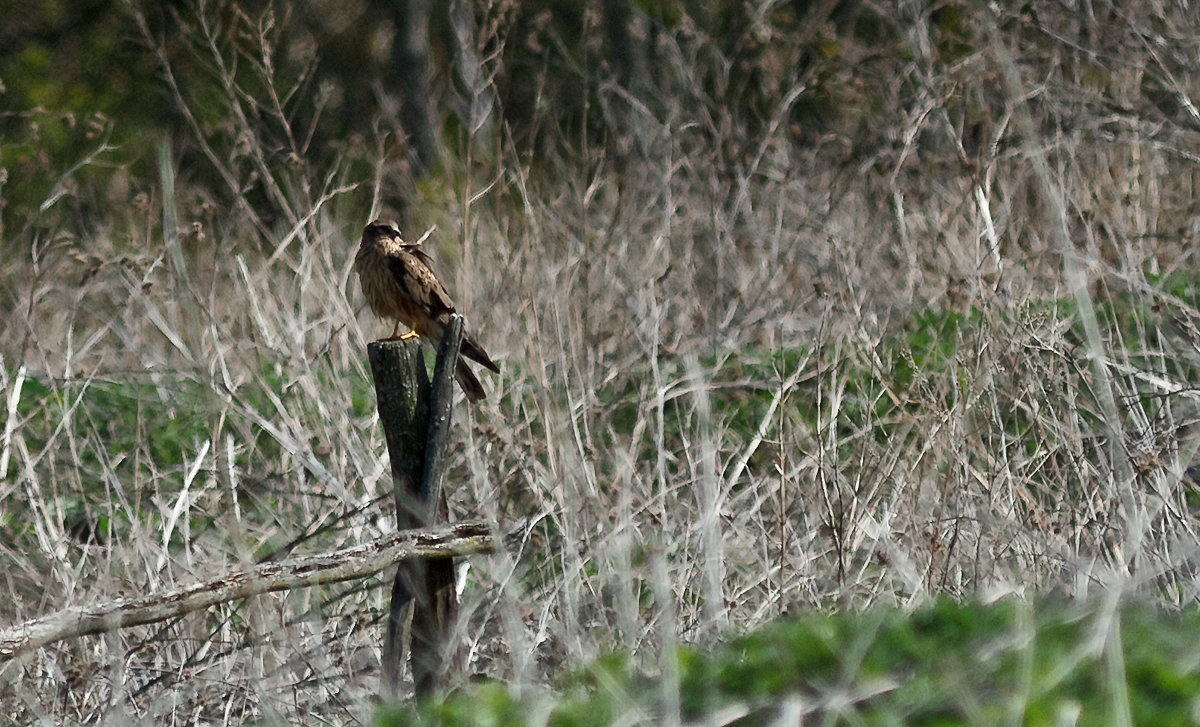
[{"left": 356, "top": 219, "right": 499, "bottom": 401}]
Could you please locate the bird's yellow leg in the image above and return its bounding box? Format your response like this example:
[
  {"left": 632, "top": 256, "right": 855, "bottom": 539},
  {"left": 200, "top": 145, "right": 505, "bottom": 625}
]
[{"left": 382, "top": 323, "right": 419, "bottom": 342}]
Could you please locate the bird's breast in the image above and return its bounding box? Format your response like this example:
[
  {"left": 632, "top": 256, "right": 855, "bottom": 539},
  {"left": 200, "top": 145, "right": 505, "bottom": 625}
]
[{"left": 357, "top": 247, "right": 410, "bottom": 323}]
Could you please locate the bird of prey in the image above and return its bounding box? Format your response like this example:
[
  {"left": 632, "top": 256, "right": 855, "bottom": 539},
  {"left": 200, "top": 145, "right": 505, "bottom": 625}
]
[{"left": 355, "top": 218, "right": 499, "bottom": 401}]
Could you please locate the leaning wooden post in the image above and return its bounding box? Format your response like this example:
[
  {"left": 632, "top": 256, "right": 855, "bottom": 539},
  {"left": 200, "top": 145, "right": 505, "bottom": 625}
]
[{"left": 367, "top": 315, "right": 466, "bottom": 699}]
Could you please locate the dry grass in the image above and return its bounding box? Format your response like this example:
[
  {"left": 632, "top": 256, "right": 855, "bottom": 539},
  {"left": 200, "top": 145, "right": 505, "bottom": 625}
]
[{"left": 4, "top": 2, "right": 1200, "bottom": 724}]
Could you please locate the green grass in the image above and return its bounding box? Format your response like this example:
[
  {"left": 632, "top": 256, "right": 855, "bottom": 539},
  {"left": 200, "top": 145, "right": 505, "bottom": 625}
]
[
  {"left": 376, "top": 597, "right": 1200, "bottom": 726},
  {"left": 1, "top": 360, "right": 379, "bottom": 552}
]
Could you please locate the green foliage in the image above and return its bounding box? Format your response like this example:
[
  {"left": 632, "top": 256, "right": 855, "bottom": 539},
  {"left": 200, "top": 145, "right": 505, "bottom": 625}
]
[
  {"left": 376, "top": 598, "right": 1200, "bottom": 726},
  {"left": 3, "top": 360, "right": 376, "bottom": 552},
  {"left": 930, "top": 3, "right": 977, "bottom": 64},
  {"left": 4, "top": 372, "right": 214, "bottom": 545},
  {"left": 15, "top": 373, "right": 206, "bottom": 466},
  {"left": 587, "top": 277, "right": 1194, "bottom": 512}
]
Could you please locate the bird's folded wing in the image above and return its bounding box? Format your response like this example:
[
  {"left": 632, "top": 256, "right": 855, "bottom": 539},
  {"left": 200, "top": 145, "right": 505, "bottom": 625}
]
[{"left": 385, "top": 250, "right": 457, "bottom": 315}]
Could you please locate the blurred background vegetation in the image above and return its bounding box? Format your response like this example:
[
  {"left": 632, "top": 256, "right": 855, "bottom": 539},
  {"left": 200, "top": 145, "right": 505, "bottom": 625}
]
[
  {"left": 7, "top": 0, "right": 1199, "bottom": 260},
  {"left": 0, "top": 1, "right": 1130, "bottom": 236}
]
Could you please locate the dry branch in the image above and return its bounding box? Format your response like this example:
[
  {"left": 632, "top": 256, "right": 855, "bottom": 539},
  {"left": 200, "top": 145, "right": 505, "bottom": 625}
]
[{"left": 0, "top": 520, "right": 494, "bottom": 662}]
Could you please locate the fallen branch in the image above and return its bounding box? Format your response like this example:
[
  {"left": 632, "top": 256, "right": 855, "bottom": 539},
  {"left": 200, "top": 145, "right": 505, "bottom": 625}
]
[{"left": 0, "top": 520, "right": 495, "bottom": 662}]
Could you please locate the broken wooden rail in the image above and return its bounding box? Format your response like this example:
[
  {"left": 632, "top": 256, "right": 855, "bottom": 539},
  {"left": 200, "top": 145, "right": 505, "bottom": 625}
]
[{"left": 0, "top": 520, "right": 494, "bottom": 661}]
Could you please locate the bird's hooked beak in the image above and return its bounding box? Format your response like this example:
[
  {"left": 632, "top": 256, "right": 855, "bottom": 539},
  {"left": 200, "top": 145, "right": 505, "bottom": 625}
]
[{"left": 364, "top": 218, "right": 400, "bottom": 235}]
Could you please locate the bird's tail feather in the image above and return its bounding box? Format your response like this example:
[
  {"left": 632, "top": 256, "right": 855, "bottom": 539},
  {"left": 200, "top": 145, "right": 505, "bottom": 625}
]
[
  {"left": 456, "top": 359, "right": 487, "bottom": 402},
  {"left": 461, "top": 335, "right": 500, "bottom": 373}
]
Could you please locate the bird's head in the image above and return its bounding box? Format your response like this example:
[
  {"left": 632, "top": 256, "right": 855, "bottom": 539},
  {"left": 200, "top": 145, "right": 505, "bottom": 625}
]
[
  {"left": 364, "top": 218, "right": 402, "bottom": 242},
  {"left": 363, "top": 218, "right": 425, "bottom": 250}
]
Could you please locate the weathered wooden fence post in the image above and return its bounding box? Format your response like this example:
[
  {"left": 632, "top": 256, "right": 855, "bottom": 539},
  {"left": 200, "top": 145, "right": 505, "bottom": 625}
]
[{"left": 367, "top": 315, "right": 467, "bottom": 699}]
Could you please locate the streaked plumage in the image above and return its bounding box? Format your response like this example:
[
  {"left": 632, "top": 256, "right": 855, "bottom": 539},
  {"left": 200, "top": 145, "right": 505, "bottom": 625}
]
[{"left": 356, "top": 219, "right": 499, "bottom": 401}]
